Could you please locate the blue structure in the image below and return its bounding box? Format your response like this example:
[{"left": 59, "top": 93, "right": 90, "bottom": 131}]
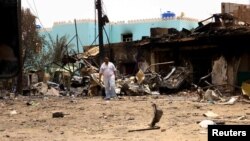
[
  {"left": 40, "top": 17, "right": 198, "bottom": 53},
  {"left": 161, "top": 11, "right": 176, "bottom": 19}
]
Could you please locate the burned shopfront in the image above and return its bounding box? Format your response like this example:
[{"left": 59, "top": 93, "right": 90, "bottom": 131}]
[
  {"left": 139, "top": 13, "right": 250, "bottom": 94},
  {"left": 104, "top": 13, "right": 250, "bottom": 95}
]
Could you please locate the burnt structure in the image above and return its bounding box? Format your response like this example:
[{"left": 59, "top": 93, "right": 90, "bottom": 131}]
[
  {"left": 100, "top": 13, "right": 250, "bottom": 93},
  {"left": 221, "top": 2, "right": 250, "bottom": 23},
  {"left": 83, "top": 13, "right": 250, "bottom": 92}
]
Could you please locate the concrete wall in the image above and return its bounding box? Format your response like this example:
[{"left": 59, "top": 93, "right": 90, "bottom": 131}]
[
  {"left": 40, "top": 18, "right": 198, "bottom": 52},
  {"left": 106, "top": 18, "right": 197, "bottom": 43},
  {"left": 40, "top": 21, "right": 97, "bottom": 53}
]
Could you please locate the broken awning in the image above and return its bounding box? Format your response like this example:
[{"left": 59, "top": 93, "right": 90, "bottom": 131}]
[{"left": 82, "top": 46, "right": 99, "bottom": 59}]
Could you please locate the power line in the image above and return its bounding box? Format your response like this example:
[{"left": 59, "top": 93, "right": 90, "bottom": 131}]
[
  {"left": 30, "top": 0, "right": 51, "bottom": 36},
  {"left": 26, "top": 0, "right": 37, "bottom": 15},
  {"left": 31, "top": 0, "right": 42, "bottom": 27},
  {"left": 32, "top": 0, "right": 39, "bottom": 18},
  {"left": 101, "top": 0, "right": 107, "bottom": 16},
  {"left": 103, "top": 27, "right": 110, "bottom": 45},
  {"left": 79, "top": 39, "right": 84, "bottom": 48}
]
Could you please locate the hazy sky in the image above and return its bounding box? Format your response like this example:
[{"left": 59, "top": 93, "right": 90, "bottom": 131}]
[{"left": 21, "top": 0, "right": 250, "bottom": 28}]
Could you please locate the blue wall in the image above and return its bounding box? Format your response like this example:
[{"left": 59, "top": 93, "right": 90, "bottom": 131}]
[{"left": 40, "top": 18, "right": 198, "bottom": 53}]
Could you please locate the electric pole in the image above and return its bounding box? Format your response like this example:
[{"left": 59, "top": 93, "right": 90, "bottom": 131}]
[
  {"left": 74, "top": 19, "right": 80, "bottom": 54},
  {"left": 16, "top": 0, "right": 23, "bottom": 96},
  {"left": 96, "top": 0, "right": 105, "bottom": 64}
]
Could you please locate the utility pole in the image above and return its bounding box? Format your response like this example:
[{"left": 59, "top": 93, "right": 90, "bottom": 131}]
[
  {"left": 96, "top": 0, "right": 105, "bottom": 64},
  {"left": 16, "top": 0, "right": 23, "bottom": 96},
  {"left": 74, "top": 19, "right": 80, "bottom": 69},
  {"left": 74, "top": 19, "right": 80, "bottom": 54}
]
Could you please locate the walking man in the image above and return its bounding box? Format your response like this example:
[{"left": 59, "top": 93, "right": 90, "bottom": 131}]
[{"left": 99, "top": 57, "right": 117, "bottom": 100}]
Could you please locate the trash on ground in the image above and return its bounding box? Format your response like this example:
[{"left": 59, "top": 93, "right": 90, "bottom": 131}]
[
  {"left": 203, "top": 111, "right": 219, "bottom": 118},
  {"left": 218, "top": 96, "right": 239, "bottom": 105},
  {"left": 198, "top": 120, "right": 216, "bottom": 128},
  {"left": 52, "top": 112, "right": 69, "bottom": 118}
]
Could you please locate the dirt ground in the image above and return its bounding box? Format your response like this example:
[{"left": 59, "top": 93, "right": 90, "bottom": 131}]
[{"left": 0, "top": 93, "right": 250, "bottom": 141}]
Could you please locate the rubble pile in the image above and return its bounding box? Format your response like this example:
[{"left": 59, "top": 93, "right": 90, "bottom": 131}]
[{"left": 1, "top": 13, "right": 250, "bottom": 105}]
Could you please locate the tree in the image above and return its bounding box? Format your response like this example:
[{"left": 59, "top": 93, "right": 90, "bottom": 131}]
[
  {"left": 16, "top": 8, "right": 44, "bottom": 95},
  {"left": 41, "top": 34, "right": 76, "bottom": 78},
  {"left": 31, "top": 35, "right": 53, "bottom": 71},
  {"left": 45, "top": 34, "right": 74, "bottom": 66},
  {"left": 21, "top": 8, "right": 43, "bottom": 70},
  {"left": 17, "top": 8, "right": 75, "bottom": 94},
  {"left": 20, "top": 8, "right": 75, "bottom": 71}
]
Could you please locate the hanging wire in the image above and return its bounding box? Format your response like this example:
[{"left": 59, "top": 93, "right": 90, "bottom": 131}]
[
  {"left": 26, "top": 0, "right": 37, "bottom": 15},
  {"left": 103, "top": 27, "right": 110, "bottom": 45},
  {"left": 90, "top": 35, "right": 99, "bottom": 47},
  {"left": 27, "top": 0, "right": 51, "bottom": 36},
  {"left": 32, "top": 0, "right": 39, "bottom": 16},
  {"left": 101, "top": 0, "right": 108, "bottom": 16}
]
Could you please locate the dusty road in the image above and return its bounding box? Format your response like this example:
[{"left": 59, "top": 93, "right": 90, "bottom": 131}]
[{"left": 0, "top": 94, "right": 249, "bottom": 141}]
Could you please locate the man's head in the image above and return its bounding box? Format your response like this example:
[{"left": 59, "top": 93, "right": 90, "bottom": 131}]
[{"left": 104, "top": 57, "right": 109, "bottom": 64}]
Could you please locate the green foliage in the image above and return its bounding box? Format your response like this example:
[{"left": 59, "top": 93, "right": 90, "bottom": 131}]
[
  {"left": 45, "top": 34, "right": 74, "bottom": 65},
  {"left": 21, "top": 8, "right": 74, "bottom": 71}
]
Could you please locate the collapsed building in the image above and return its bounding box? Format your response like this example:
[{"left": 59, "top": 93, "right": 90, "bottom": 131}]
[
  {"left": 86, "top": 13, "right": 250, "bottom": 94},
  {"left": 12, "top": 13, "right": 250, "bottom": 97}
]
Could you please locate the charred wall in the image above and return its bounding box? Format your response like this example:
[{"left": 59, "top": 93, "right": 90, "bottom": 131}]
[
  {"left": 141, "top": 31, "right": 250, "bottom": 86},
  {"left": 148, "top": 44, "right": 217, "bottom": 84},
  {"left": 107, "top": 42, "right": 151, "bottom": 75},
  {"left": 100, "top": 28, "right": 250, "bottom": 88}
]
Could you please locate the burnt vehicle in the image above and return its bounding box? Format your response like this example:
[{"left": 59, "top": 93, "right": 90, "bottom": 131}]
[{"left": 142, "top": 62, "right": 192, "bottom": 93}]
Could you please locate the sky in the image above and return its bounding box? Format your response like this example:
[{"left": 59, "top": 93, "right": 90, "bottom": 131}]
[{"left": 21, "top": 0, "right": 250, "bottom": 28}]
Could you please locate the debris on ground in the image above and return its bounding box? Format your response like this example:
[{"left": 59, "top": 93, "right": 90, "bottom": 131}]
[
  {"left": 47, "top": 87, "right": 60, "bottom": 96},
  {"left": 52, "top": 112, "right": 69, "bottom": 118},
  {"left": 26, "top": 100, "right": 39, "bottom": 106},
  {"left": 127, "top": 103, "right": 162, "bottom": 132},
  {"left": 203, "top": 111, "right": 219, "bottom": 118},
  {"left": 202, "top": 89, "right": 221, "bottom": 103},
  {"left": 149, "top": 103, "right": 163, "bottom": 128},
  {"left": 128, "top": 126, "right": 160, "bottom": 132},
  {"left": 198, "top": 120, "right": 216, "bottom": 128},
  {"left": 218, "top": 96, "right": 239, "bottom": 105},
  {"left": 9, "top": 110, "right": 17, "bottom": 115}
]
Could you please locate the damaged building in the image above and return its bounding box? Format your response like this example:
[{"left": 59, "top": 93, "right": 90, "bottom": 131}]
[
  {"left": 222, "top": 2, "right": 250, "bottom": 23},
  {"left": 37, "top": 4, "right": 250, "bottom": 96},
  {"left": 90, "top": 13, "right": 250, "bottom": 94},
  {"left": 40, "top": 13, "right": 198, "bottom": 52}
]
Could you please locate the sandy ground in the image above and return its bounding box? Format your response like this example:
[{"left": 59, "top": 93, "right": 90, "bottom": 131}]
[{"left": 0, "top": 93, "right": 250, "bottom": 141}]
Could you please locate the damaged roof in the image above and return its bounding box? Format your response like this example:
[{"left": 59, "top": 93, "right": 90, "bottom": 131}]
[{"left": 139, "top": 13, "right": 250, "bottom": 49}]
